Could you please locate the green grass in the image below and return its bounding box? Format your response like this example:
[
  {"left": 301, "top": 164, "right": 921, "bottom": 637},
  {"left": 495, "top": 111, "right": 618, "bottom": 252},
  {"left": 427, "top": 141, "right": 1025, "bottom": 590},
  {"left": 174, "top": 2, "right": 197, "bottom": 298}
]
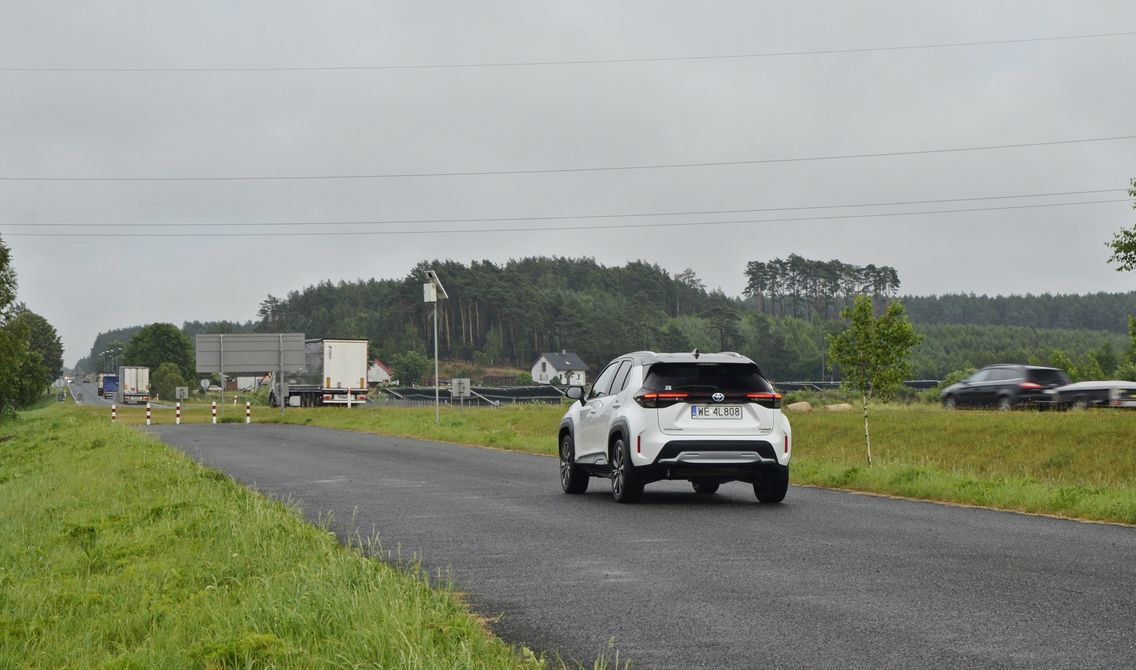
[
  {"left": 790, "top": 404, "right": 1136, "bottom": 523},
  {"left": 0, "top": 403, "right": 602, "bottom": 669},
  {"left": 157, "top": 400, "right": 1136, "bottom": 525},
  {"left": 267, "top": 403, "right": 561, "bottom": 455}
]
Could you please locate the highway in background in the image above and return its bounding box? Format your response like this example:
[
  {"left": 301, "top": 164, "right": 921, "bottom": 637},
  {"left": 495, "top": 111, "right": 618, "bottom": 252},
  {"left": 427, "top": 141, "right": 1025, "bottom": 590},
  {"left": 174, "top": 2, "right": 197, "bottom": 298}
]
[
  {"left": 150, "top": 424, "right": 1136, "bottom": 670},
  {"left": 68, "top": 379, "right": 114, "bottom": 406}
]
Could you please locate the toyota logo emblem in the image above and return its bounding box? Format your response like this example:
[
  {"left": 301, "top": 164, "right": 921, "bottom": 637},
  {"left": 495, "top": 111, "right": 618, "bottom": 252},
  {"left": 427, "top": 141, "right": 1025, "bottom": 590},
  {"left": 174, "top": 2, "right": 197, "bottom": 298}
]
[{"left": 711, "top": 392, "right": 725, "bottom": 403}]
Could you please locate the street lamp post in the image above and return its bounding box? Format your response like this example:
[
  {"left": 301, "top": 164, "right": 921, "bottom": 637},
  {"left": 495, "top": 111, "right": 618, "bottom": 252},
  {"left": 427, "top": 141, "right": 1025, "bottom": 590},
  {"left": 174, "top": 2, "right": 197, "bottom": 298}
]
[{"left": 423, "top": 270, "right": 449, "bottom": 425}]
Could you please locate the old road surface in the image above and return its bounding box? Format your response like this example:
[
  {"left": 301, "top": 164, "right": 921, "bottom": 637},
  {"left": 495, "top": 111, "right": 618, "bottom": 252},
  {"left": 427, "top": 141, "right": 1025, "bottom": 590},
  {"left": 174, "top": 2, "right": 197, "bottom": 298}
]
[{"left": 149, "top": 424, "right": 1136, "bottom": 670}]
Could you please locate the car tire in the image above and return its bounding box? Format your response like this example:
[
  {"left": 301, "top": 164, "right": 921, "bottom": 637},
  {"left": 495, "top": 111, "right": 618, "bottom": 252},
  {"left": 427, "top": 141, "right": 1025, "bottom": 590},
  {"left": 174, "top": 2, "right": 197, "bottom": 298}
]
[
  {"left": 610, "top": 437, "right": 643, "bottom": 503},
  {"left": 559, "top": 433, "right": 589, "bottom": 494},
  {"left": 753, "top": 465, "right": 789, "bottom": 503},
  {"left": 692, "top": 482, "right": 720, "bottom": 494},
  {"left": 997, "top": 396, "right": 1013, "bottom": 411},
  {"left": 943, "top": 395, "right": 957, "bottom": 410}
]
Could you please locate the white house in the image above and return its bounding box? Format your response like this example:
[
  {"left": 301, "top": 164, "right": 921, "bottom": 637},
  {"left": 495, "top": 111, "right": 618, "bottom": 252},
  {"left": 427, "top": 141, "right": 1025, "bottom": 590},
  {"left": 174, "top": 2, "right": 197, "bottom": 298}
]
[
  {"left": 531, "top": 351, "right": 588, "bottom": 385},
  {"left": 368, "top": 359, "right": 393, "bottom": 385}
]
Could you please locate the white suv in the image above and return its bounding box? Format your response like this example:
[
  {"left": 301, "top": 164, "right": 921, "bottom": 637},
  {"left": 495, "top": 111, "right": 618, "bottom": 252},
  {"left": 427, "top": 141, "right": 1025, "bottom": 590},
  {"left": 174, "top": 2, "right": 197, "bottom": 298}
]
[{"left": 559, "top": 351, "right": 792, "bottom": 503}]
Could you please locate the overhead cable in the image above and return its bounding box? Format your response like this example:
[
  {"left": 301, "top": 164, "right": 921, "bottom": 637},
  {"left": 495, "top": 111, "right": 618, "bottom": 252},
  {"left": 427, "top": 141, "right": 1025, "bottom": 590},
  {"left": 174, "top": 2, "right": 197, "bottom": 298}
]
[
  {"left": 3, "top": 198, "right": 1128, "bottom": 238},
  {"left": 1, "top": 188, "right": 1124, "bottom": 228},
  {"left": 2, "top": 31, "right": 1133, "bottom": 72},
  {"left": 2, "top": 136, "right": 1134, "bottom": 182}
]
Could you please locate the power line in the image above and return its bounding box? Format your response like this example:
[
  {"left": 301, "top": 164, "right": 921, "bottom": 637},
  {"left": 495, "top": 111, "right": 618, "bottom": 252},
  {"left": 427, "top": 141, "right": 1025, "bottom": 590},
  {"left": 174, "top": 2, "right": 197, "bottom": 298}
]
[
  {"left": 1, "top": 188, "right": 1124, "bottom": 228},
  {"left": 2, "top": 31, "right": 1133, "bottom": 72},
  {"left": 2, "top": 135, "right": 1134, "bottom": 182},
  {"left": 3, "top": 198, "right": 1127, "bottom": 238}
]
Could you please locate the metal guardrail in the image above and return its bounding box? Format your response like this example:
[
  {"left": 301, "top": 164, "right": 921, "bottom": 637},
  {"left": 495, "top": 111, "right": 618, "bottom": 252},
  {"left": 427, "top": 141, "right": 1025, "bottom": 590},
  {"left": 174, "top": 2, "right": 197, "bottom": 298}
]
[
  {"left": 377, "top": 385, "right": 568, "bottom": 405},
  {"left": 773, "top": 379, "right": 941, "bottom": 392},
  {"left": 368, "top": 380, "right": 946, "bottom": 406}
]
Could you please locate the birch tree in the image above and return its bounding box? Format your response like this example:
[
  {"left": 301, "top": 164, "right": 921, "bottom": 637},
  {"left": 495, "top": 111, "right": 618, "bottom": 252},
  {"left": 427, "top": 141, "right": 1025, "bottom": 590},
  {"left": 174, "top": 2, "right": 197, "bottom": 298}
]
[{"left": 827, "top": 296, "right": 921, "bottom": 465}]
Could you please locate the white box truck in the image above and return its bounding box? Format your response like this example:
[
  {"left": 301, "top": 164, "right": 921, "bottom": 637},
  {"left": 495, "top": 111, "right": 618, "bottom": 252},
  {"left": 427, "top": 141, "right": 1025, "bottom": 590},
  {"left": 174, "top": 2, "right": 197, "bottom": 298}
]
[
  {"left": 118, "top": 366, "right": 151, "bottom": 404},
  {"left": 271, "top": 339, "right": 368, "bottom": 407}
]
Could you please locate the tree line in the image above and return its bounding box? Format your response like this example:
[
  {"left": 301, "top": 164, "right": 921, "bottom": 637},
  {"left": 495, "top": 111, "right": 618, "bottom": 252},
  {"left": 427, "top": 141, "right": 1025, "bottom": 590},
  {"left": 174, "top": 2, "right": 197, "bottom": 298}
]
[
  {"left": 77, "top": 254, "right": 1136, "bottom": 385},
  {"left": 743, "top": 255, "right": 901, "bottom": 320},
  {"left": 255, "top": 257, "right": 715, "bottom": 374},
  {"left": 0, "top": 237, "right": 63, "bottom": 417}
]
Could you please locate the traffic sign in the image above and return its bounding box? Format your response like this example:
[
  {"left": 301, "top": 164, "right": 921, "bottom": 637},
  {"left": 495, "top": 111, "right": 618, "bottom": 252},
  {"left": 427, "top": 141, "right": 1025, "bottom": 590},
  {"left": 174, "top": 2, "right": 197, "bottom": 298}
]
[{"left": 451, "top": 378, "right": 471, "bottom": 399}]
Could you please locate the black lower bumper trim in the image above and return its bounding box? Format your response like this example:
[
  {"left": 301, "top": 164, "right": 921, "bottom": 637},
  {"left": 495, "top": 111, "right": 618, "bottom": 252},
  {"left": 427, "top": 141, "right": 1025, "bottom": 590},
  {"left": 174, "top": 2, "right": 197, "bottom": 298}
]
[{"left": 653, "top": 439, "right": 777, "bottom": 463}]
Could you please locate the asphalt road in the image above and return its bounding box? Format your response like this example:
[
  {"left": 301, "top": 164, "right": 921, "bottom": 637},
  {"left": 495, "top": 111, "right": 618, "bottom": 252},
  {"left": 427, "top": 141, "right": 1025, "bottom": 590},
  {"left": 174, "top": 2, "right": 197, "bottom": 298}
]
[
  {"left": 149, "top": 424, "right": 1136, "bottom": 669},
  {"left": 70, "top": 380, "right": 113, "bottom": 406},
  {"left": 71, "top": 380, "right": 173, "bottom": 408}
]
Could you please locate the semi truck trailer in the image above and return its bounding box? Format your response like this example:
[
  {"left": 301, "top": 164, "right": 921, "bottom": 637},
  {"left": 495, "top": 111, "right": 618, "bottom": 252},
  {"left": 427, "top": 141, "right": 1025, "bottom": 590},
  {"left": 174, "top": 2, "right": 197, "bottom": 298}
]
[
  {"left": 117, "top": 366, "right": 151, "bottom": 404},
  {"left": 270, "top": 338, "right": 369, "bottom": 407}
]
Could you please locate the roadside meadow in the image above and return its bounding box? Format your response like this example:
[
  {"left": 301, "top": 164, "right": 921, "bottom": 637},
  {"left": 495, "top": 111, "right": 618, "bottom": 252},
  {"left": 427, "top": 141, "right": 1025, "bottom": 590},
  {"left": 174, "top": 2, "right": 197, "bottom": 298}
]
[{"left": 7, "top": 396, "right": 1133, "bottom": 666}]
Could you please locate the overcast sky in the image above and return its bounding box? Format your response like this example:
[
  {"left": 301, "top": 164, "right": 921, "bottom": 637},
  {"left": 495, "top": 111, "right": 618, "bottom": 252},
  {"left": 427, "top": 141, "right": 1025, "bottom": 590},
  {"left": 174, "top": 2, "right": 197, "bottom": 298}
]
[{"left": 2, "top": 1, "right": 1135, "bottom": 366}]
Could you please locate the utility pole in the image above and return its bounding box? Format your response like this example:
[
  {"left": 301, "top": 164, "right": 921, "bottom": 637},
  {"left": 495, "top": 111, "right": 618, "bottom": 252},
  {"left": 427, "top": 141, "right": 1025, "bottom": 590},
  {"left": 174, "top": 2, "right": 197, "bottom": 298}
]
[
  {"left": 424, "top": 270, "right": 449, "bottom": 426},
  {"left": 433, "top": 300, "right": 439, "bottom": 424}
]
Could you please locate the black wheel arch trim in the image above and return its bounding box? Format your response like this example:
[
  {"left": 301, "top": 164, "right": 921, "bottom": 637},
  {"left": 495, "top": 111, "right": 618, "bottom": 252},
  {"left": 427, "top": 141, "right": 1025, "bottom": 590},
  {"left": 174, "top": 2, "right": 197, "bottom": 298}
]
[
  {"left": 559, "top": 419, "right": 575, "bottom": 442},
  {"left": 607, "top": 418, "right": 633, "bottom": 457}
]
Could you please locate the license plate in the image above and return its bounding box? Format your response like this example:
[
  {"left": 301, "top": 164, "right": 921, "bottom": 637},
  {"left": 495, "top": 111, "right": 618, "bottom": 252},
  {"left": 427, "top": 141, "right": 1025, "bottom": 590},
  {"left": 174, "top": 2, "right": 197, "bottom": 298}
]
[{"left": 691, "top": 405, "right": 742, "bottom": 419}]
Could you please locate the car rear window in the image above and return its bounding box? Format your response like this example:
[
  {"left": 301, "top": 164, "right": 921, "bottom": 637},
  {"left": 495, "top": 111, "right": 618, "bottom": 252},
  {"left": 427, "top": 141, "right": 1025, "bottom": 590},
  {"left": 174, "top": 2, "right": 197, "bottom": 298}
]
[
  {"left": 642, "top": 363, "right": 773, "bottom": 392},
  {"left": 1028, "top": 368, "right": 1070, "bottom": 385}
]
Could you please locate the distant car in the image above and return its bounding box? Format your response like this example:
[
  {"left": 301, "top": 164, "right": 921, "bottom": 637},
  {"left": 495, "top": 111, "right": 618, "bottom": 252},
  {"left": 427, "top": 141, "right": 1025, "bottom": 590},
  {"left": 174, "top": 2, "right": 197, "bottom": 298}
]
[
  {"left": 1051, "top": 380, "right": 1136, "bottom": 410},
  {"left": 207, "top": 385, "right": 222, "bottom": 392},
  {"left": 558, "top": 350, "right": 792, "bottom": 503},
  {"left": 941, "top": 364, "right": 1070, "bottom": 410}
]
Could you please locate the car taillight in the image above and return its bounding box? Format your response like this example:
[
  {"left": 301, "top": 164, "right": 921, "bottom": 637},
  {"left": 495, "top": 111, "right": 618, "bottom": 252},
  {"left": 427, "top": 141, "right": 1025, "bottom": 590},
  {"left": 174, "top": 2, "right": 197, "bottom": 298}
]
[
  {"left": 634, "top": 391, "right": 689, "bottom": 408},
  {"left": 784, "top": 434, "right": 790, "bottom": 454},
  {"left": 746, "top": 392, "right": 782, "bottom": 409},
  {"left": 1019, "top": 382, "right": 1043, "bottom": 390}
]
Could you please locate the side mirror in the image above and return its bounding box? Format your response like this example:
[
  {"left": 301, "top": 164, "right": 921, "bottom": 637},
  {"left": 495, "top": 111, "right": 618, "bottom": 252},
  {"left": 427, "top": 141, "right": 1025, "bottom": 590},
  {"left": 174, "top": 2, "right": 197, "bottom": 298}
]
[{"left": 565, "top": 386, "right": 585, "bottom": 403}]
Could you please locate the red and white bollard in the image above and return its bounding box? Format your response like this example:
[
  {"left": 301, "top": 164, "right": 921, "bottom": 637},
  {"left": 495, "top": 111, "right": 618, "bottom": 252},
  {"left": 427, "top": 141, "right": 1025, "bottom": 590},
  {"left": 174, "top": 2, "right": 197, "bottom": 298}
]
[
  {"left": 211, "top": 401, "right": 217, "bottom": 425},
  {"left": 176, "top": 402, "right": 181, "bottom": 425},
  {"left": 146, "top": 402, "right": 152, "bottom": 426},
  {"left": 245, "top": 401, "right": 251, "bottom": 424},
  {"left": 111, "top": 404, "right": 116, "bottom": 423}
]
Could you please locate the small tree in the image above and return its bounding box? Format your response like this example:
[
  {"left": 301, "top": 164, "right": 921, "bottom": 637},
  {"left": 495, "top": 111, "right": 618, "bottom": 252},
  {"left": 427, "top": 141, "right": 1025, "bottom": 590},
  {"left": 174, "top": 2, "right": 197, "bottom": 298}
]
[
  {"left": 124, "top": 323, "right": 194, "bottom": 379},
  {"left": 10, "top": 308, "right": 63, "bottom": 378},
  {"left": 389, "top": 351, "right": 430, "bottom": 386},
  {"left": 1106, "top": 178, "right": 1136, "bottom": 270},
  {"left": 827, "top": 296, "right": 921, "bottom": 464},
  {"left": 151, "top": 362, "right": 186, "bottom": 402},
  {"left": 1128, "top": 316, "right": 1136, "bottom": 366}
]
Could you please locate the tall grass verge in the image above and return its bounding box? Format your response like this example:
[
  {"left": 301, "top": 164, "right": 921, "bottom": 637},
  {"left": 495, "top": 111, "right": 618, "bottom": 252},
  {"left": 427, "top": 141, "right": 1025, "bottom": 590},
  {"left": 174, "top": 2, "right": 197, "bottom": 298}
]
[
  {"left": 0, "top": 404, "right": 602, "bottom": 668},
  {"left": 161, "top": 401, "right": 1136, "bottom": 525}
]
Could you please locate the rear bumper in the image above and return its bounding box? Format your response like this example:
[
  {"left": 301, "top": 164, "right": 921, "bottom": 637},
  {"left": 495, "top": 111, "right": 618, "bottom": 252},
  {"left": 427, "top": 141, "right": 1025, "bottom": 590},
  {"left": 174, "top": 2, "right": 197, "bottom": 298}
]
[
  {"left": 642, "top": 439, "right": 784, "bottom": 482},
  {"left": 1016, "top": 392, "right": 1059, "bottom": 407}
]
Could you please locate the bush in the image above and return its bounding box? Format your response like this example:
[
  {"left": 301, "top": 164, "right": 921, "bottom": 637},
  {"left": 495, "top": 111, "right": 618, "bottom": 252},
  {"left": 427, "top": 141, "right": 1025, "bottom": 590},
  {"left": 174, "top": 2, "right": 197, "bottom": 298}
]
[
  {"left": 1114, "top": 362, "right": 1136, "bottom": 381},
  {"left": 390, "top": 351, "right": 431, "bottom": 386},
  {"left": 151, "top": 362, "right": 187, "bottom": 403}
]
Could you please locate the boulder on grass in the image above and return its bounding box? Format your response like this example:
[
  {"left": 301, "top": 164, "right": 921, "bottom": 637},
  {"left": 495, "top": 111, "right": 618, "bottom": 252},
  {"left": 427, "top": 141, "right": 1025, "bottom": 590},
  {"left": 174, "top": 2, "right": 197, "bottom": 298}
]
[
  {"left": 785, "top": 401, "right": 813, "bottom": 412},
  {"left": 825, "top": 403, "right": 854, "bottom": 412}
]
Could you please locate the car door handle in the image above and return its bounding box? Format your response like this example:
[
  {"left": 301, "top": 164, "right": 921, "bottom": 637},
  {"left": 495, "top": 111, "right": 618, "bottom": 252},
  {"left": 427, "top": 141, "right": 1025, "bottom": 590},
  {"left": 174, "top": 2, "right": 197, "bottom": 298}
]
[{"left": 611, "top": 401, "right": 621, "bottom": 409}]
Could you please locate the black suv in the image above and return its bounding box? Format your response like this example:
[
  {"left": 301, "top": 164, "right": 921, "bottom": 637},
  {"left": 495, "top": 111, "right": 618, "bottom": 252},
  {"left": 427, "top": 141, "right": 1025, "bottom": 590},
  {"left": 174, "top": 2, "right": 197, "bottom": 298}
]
[{"left": 940, "top": 364, "right": 1070, "bottom": 410}]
